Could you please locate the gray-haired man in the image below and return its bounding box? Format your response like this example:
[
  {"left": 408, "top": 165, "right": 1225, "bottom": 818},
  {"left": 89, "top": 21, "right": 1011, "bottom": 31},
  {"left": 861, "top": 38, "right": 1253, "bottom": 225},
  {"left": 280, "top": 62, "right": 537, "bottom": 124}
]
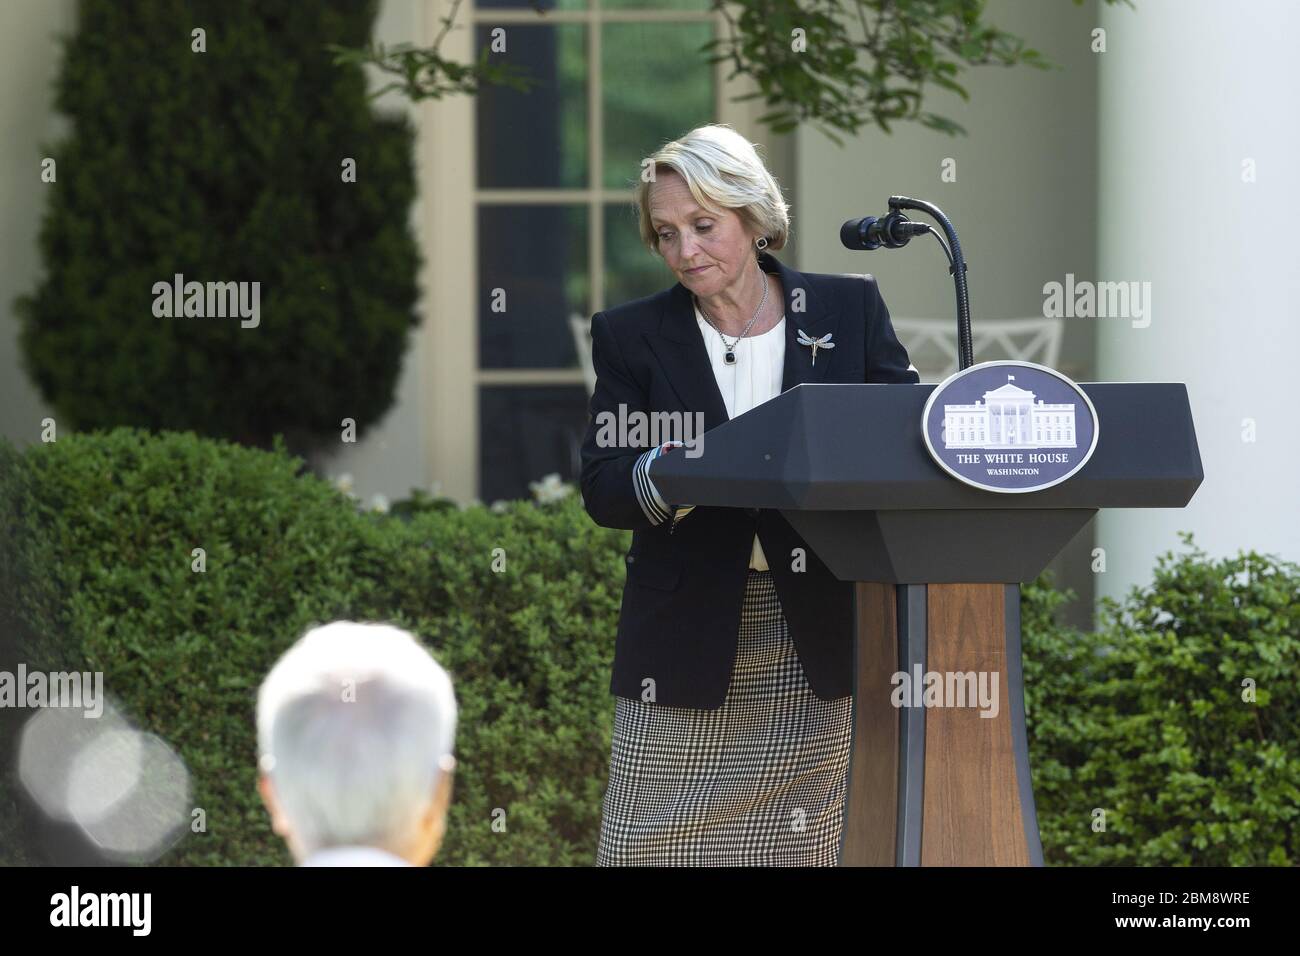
[{"left": 256, "top": 621, "right": 457, "bottom": 866}]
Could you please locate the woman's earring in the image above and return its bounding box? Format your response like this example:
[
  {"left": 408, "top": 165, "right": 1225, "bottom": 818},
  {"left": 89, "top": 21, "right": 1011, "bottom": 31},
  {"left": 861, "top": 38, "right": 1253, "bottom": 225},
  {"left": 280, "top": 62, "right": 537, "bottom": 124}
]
[{"left": 755, "top": 236, "right": 769, "bottom": 251}]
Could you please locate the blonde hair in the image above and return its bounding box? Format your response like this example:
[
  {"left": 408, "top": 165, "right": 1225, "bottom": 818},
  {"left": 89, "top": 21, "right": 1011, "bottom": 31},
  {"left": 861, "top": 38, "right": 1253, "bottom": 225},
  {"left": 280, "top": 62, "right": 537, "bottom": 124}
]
[{"left": 633, "top": 123, "right": 790, "bottom": 258}]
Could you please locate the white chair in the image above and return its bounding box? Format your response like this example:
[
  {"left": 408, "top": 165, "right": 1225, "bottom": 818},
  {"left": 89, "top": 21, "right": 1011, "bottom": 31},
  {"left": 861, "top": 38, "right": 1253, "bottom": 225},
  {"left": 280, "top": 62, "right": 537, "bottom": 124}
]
[
  {"left": 571, "top": 312, "right": 596, "bottom": 396},
  {"left": 573, "top": 311, "right": 1065, "bottom": 391},
  {"left": 890, "top": 317, "right": 1065, "bottom": 383}
]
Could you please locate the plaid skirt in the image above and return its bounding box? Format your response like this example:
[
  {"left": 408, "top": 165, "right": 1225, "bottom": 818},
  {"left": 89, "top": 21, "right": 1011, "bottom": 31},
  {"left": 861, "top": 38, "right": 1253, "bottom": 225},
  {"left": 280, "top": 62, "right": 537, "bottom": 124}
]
[{"left": 596, "top": 570, "right": 853, "bottom": 866}]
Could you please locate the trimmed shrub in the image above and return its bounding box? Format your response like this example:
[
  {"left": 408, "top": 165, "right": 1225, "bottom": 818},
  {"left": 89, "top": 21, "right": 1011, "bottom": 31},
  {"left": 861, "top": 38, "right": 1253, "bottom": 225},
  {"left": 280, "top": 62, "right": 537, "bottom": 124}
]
[
  {"left": 15, "top": 0, "right": 420, "bottom": 454},
  {"left": 0, "top": 428, "right": 626, "bottom": 866},
  {"left": 1024, "top": 535, "right": 1300, "bottom": 865}
]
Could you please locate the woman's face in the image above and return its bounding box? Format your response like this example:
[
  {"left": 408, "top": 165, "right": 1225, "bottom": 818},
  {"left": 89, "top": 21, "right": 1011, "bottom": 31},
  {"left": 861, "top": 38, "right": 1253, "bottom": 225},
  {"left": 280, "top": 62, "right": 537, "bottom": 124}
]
[{"left": 648, "top": 169, "right": 758, "bottom": 298}]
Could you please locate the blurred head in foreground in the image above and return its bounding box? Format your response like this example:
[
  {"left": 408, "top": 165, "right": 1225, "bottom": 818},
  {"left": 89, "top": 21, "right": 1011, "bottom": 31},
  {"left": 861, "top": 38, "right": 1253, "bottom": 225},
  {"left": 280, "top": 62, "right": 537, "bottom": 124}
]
[{"left": 256, "top": 621, "right": 457, "bottom": 866}]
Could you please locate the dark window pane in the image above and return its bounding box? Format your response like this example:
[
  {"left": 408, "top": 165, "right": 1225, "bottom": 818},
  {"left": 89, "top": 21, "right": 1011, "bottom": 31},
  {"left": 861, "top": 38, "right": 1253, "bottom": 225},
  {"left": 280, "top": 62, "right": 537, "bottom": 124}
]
[
  {"left": 476, "top": 23, "right": 587, "bottom": 189},
  {"left": 478, "top": 205, "right": 589, "bottom": 369},
  {"left": 477, "top": 0, "right": 586, "bottom": 9},
  {"left": 480, "top": 386, "right": 590, "bottom": 502},
  {"left": 602, "top": 21, "right": 715, "bottom": 190},
  {"left": 601, "top": 0, "right": 710, "bottom": 9},
  {"left": 604, "top": 201, "right": 674, "bottom": 306}
]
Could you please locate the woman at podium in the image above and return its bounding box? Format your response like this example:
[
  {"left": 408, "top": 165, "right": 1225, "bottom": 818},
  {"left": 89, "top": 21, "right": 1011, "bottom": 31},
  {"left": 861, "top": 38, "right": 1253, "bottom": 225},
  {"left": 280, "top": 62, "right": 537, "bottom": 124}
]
[{"left": 580, "top": 124, "right": 920, "bottom": 866}]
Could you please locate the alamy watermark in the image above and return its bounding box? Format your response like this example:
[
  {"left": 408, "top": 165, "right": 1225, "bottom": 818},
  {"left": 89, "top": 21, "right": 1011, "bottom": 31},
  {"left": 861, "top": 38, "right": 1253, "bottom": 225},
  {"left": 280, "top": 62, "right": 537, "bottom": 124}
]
[
  {"left": 152, "top": 273, "right": 260, "bottom": 328},
  {"left": 890, "top": 665, "right": 1000, "bottom": 718},
  {"left": 593, "top": 403, "right": 705, "bottom": 457},
  {"left": 1042, "top": 273, "right": 1151, "bottom": 328},
  {"left": 0, "top": 665, "right": 104, "bottom": 718},
  {"left": 50, "top": 886, "right": 150, "bottom": 936}
]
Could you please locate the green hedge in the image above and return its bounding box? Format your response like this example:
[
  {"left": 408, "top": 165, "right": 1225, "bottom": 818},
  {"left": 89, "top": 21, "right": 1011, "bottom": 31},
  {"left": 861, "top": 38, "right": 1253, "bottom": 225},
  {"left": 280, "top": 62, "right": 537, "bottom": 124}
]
[
  {"left": 1024, "top": 534, "right": 1300, "bottom": 865},
  {"left": 2, "top": 429, "right": 1296, "bottom": 865},
  {"left": 0, "top": 428, "right": 624, "bottom": 866}
]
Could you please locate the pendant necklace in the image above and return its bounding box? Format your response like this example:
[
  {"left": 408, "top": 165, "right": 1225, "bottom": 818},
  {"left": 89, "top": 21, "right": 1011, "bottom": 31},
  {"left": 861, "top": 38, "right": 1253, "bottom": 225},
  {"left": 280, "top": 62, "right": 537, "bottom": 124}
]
[{"left": 695, "top": 265, "right": 769, "bottom": 366}]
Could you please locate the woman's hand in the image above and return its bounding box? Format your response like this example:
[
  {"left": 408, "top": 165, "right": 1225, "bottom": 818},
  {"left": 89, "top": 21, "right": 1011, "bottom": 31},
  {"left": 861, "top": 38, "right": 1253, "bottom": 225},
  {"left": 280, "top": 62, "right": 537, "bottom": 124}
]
[{"left": 654, "top": 441, "right": 697, "bottom": 529}]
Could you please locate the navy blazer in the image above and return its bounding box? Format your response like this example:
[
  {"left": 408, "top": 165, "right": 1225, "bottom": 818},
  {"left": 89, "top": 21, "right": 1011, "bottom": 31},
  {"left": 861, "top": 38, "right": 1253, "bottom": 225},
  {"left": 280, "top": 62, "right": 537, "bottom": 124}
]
[{"left": 579, "top": 250, "right": 920, "bottom": 710}]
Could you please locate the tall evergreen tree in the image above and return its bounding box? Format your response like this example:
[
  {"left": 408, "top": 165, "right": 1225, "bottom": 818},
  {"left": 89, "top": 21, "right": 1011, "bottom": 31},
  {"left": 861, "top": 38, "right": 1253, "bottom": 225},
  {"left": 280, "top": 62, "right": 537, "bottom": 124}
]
[{"left": 17, "top": 0, "right": 420, "bottom": 453}]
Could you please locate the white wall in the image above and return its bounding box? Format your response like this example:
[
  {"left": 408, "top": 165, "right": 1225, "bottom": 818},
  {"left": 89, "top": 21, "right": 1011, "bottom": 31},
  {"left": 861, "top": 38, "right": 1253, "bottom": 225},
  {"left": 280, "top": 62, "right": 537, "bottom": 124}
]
[
  {"left": 306, "top": 0, "right": 435, "bottom": 508},
  {"left": 1095, "top": 0, "right": 1300, "bottom": 600},
  {"left": 793, "top": 0, "right": 1101, "bottom": 370},
  {"left": 0, "top": 0, "right": 73, "bottom": 447}
]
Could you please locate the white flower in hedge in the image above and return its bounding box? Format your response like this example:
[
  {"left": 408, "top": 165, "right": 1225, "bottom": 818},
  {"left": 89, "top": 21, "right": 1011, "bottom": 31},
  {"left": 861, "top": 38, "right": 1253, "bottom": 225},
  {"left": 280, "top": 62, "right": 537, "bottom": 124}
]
[
  {"left": 369, "top": 493, "right": 390, "bottom": 514},
  {"left": 333, "top": 472, "right": 360, "bottom": 502},
  {"left": 489, "top": 499, "right": 510, "bottom": 514},
  {"left": 529, "top": 472, "right": 572, "bottom": 505}
]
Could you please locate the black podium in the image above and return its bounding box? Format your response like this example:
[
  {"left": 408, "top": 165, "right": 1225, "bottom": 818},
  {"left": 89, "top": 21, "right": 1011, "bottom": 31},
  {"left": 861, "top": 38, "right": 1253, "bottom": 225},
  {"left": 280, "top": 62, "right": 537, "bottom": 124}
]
[{"left": 651, "top": 381, "right": 1203, "bottom": 866}]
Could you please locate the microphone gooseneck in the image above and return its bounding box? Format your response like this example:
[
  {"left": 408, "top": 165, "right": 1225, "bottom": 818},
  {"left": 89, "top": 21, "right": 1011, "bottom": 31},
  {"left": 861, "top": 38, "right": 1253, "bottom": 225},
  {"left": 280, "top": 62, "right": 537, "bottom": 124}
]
[{"left": 839, "top": 197, "right": 973, "bottom": 370}]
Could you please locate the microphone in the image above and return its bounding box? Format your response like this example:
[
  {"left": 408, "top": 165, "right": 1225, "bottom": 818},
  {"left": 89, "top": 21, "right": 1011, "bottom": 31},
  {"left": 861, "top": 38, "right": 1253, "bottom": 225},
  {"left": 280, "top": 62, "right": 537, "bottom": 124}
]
[
  {"left": 840, "top": 213, "right": 930, "bottom": 251},
  {"left": 841, "top": 195, "right": 975, "bottom": 369}
]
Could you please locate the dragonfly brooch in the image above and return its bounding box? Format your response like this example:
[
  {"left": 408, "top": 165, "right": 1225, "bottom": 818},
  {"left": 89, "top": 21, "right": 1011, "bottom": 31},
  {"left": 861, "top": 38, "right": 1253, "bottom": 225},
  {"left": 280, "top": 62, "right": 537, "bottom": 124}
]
[{"left": 796, "top": 329, "right": 835, "bottom": 367}]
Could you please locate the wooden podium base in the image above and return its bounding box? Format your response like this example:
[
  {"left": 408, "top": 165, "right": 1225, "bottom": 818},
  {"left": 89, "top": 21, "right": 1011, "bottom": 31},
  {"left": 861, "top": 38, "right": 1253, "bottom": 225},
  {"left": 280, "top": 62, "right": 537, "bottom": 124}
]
[{"left": 839, "top": 582, "right": 1043, "bottom": 866}]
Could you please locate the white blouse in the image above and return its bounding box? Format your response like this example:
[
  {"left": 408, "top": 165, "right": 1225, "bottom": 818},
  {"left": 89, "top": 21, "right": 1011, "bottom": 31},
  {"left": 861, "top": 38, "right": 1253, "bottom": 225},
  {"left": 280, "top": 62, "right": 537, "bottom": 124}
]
[{"left": 693, "top": 302, "right": 786, "bottom": 570}]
